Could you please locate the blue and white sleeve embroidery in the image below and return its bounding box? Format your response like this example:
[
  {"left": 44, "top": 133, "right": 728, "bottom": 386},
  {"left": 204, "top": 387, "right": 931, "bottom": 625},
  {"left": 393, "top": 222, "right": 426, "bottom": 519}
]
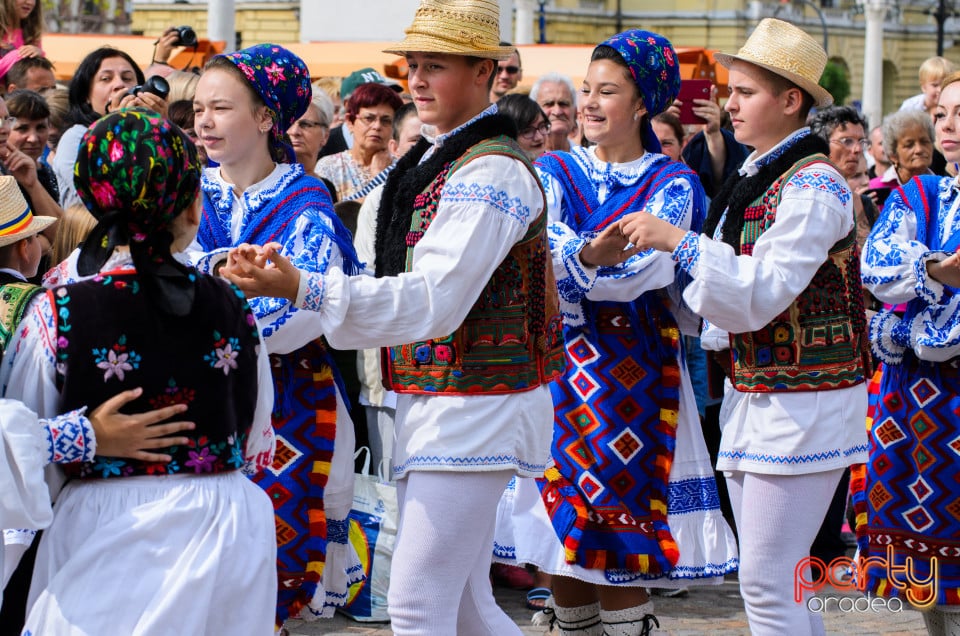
[
  {"left": 248, "top": 212, "right": 339, "bottom": 341},
  {"left": 42, "top": 408, "right": 96, "bottom": 464},
  {"left": 911, "top": 295, "right": 960, "bottom": 361},
  {"left": 548, "top": 221, "right": 597, "bottom": 326},
  {"left": 442, "top": 180, "right": 533, "bottom": 226},
  {"left": 672, "top": 231, "right": 701, "bottom": 276},
  {"left": 861, "top": 189, "right": 931, "bottom": 304},
  {"left": 913, "top": 250, "right": 952, "bottom": 306},
  {"left": 193, "top": 247, "right": 231, "bottom": 275},
  {"left": 295, "top": 271, "right": 326, "bottom": 313},
  {"left": 782, "top": 166, "right": 852, "bottom": 208}
]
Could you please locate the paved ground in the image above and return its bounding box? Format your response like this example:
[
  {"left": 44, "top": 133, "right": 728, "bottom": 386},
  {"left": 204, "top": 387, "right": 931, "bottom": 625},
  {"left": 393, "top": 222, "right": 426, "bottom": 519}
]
[{"left": 286, "top": 577, "right": 927, "bottom": 635}]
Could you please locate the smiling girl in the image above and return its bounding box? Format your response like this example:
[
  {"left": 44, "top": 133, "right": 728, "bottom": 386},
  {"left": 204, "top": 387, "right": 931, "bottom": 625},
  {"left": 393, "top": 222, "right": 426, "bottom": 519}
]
[
  {"left": 859, "top": 71, "right": 960, "bottom": 634},
  {"left": 504, "top": 30, "right": 737, "bottom": 635}
]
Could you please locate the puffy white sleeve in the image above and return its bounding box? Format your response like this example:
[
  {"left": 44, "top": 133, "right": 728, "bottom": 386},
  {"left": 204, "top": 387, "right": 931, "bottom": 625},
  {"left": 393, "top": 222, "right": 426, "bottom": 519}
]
[
  {"left": 292, "top": 154, "right": 543, "bottom": 349},
  {"left": 677, "top": 163, "right": 854, "bottom": 333}
]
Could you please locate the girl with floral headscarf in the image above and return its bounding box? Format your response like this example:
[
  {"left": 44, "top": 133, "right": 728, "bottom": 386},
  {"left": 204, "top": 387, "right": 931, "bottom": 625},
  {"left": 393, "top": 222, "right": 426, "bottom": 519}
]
[
  {"left": 2, "top": 108, "right": 278, "bottom": 634},
  {"left": 496, "top": 30, "right": 738, "bottom": 635},
  {"left": 189, "top": 43, "right": 363, "bottom": 627}
]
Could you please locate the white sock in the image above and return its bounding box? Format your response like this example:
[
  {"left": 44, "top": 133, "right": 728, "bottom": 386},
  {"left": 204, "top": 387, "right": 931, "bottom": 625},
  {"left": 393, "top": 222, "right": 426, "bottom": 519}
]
[
  {"left": 552, "top": 601, "right": 602, "bottom": 635},
  {"left": 599, "top": 602, "right": 658, "bottom": 636}
]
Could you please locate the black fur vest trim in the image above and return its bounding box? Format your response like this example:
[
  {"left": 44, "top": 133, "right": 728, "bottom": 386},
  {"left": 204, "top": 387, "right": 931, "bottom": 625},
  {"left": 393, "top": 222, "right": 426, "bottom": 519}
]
[
  {"left": 702, "top": 134, "right": 831, "bottom": 254},
  {"left": 374, "top": 113, "right": 517, "bottom": 277}
]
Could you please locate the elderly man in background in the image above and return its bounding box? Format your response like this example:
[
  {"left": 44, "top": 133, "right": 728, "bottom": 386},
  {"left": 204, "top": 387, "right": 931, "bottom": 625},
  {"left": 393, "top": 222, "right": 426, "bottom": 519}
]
[{"left": 530, "top": 72, "right": 577, "bottom": 152}]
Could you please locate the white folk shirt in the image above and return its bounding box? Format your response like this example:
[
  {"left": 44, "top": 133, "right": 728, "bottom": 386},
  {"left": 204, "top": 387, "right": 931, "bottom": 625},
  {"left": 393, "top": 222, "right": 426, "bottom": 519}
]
[
  {"left": 293, "top": 106, "right": 554, "bottom": 479},
  {"left": 675, "top": 128, "right": 868, "bottom": 475}
]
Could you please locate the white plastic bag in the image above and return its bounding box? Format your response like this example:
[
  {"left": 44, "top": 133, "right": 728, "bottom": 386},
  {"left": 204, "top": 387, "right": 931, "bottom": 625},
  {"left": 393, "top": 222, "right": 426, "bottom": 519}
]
[{"left": 338, "top": 447, "right": 396, "bottom": 622}]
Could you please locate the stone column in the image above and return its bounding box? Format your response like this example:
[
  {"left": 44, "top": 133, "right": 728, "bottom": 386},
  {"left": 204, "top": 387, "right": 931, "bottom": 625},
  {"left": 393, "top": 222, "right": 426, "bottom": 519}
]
[
  {"left": 514, "top": 0, "right": 536, "bottom": 44},
  {"left": 208, "top": 0, "right": 237, "bottom": 53},
  {"left": 860, "top": 0, "right": 887, "bottom": 129}
]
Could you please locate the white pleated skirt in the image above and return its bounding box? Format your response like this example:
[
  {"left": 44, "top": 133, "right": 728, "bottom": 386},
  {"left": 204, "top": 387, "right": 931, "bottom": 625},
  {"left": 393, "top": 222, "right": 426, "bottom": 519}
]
[
  {"left": 24, "top": 471, "right": 277, "bottom": 636},
  {"left": 494, "top": 364, "right": 739, "bottom": 588}
]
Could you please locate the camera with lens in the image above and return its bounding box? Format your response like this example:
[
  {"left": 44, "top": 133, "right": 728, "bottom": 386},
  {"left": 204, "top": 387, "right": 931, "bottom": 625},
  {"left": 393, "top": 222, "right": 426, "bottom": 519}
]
[
  {"left": 126, "top": 75, "right": 171, "bottom": 100},
  {"left": 173, "top": 25, "right": 197, "bottom": 48}
]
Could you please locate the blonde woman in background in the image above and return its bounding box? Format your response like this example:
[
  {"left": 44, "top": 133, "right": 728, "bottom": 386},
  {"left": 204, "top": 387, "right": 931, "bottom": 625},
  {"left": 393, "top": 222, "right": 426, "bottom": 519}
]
[{"left": 48, "top": 203, "right": 95, "bottom": 270}]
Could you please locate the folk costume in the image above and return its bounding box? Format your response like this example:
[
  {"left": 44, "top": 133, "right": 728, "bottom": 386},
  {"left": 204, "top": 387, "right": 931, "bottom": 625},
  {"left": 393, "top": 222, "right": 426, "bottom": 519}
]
[
  {"left": 859, "top": 174, "right": 960, "bottom": 616},
  {"left": 0, "top": 402, "right": 95, "bottom": 607},
  {"left": 496, "top": 35, "right": 737, "bottom": 624},
  {"left": 672, "top": 20, "right": 870, "bottom": 635},
  {"left": 189, "top": 45, "right": 364, "bottom": 624},
  {"left": 1, "top": 110, "right": 278, "bottom": 634},
  {"left": 291, "top": 98, "right": 562, "bottom": 636},
  {"left": 235, "top": 2, "right": 565, "bottom": 631}
]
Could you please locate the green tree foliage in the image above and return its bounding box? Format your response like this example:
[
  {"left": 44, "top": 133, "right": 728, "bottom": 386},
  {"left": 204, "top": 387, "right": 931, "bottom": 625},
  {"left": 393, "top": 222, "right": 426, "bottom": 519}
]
[{"left": 819, "top": 59, "right": 851, "bottom": 106}]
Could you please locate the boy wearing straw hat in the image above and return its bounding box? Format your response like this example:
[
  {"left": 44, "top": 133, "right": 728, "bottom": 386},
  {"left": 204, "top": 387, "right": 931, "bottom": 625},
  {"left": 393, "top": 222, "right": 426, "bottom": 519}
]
[
  {"left": 621, "top": 18, "right": 870, "bottom": 636},
  {"left": 222, "top": 0, "right": 632, "bottom": 633},
  {"left": 0, "top": 174, "right": 55, "bottom": 347}
]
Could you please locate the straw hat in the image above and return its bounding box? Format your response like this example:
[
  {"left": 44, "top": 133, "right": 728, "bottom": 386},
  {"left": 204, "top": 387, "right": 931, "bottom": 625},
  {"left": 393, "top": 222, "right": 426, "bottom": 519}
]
[
  {"left": 715, "top": 18, "right": 833, "bottom": 108},
  {"left": 384, "top": 0, "right": 515, "bottom": 61},
  {"left": 0, "top": 176, "right": 54, "bottom": 248}
]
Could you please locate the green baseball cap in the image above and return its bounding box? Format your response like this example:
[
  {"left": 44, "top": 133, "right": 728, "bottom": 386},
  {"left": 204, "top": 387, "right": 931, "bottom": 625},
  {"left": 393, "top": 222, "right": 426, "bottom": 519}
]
[{"left": 340, "top": 67, "right": 402, "bottom": 100}]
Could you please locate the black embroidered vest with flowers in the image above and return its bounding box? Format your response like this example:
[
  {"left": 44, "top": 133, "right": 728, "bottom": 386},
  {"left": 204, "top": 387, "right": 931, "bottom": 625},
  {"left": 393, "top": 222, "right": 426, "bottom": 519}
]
[
  {"left": 727, "top": 155, "right": 871, "bottom": 392},
  {"left": 382, "top": 137, "right": 566, "bottom": 394},
  {"left": 54, "top": 270, "right": 260, "bottom": 478}
]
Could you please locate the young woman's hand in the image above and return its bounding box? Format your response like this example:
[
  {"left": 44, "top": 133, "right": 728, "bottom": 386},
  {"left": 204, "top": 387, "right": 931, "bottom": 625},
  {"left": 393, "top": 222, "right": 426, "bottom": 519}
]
[
  {"left": 928, "top": 252, "right": 960, "bottom": 288},
  {"left": 620, "top": 211, "right": 688, "bottom": 253},
  {"left": 222, "top": 242, "right": 302, "bottom": 302},
  {"left": 89, "top": 387, "right": 195, "bottom": 462},
  {"left": 579, "top": 222, "right": 641, "bottom": 268}
]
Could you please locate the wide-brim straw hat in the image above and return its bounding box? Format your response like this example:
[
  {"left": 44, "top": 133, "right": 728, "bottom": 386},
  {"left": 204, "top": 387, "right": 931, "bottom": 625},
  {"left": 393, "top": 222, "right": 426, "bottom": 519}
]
[
  {"left": 0, "top": 175, "right": 54, "bottom": 248},
  {"left": 384, "top": 0, "right": 516, "bottom": 61},
  {"left": 715, "top": 18, "right": 833, "bottom": 108}
]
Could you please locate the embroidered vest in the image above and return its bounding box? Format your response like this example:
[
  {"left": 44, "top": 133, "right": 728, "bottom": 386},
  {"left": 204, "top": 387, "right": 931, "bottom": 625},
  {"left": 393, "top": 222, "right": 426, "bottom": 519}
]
[
  {"left": 729, "top": 155, "right": 870, "bottom": 392},
  {"left": 382, "top": 137, "right": 565, "bottom": 394},
  {"left": 0, "top": 281, "right": 41, "bottom": 350},
  {"left": 55, "top": 270, "right": 260, "bottom": 478}
]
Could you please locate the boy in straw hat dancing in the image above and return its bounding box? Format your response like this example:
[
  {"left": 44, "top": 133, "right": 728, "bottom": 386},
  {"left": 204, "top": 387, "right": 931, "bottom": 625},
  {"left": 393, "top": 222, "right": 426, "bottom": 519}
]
[
  {"left": 620, "top": 18, "right": 870, "bottom": 635},
  {"left": 221, "top": 0, "right": 632, "bottom": 633}
]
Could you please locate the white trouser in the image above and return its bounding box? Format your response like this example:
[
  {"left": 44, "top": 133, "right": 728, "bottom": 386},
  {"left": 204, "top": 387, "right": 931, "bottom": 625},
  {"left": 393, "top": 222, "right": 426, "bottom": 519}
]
[
  {"left": 388, "top": 470, "right": 521, "bottom": 636},
  {"left": 726, "top": 468, "right": 844, "bottom": 636}
]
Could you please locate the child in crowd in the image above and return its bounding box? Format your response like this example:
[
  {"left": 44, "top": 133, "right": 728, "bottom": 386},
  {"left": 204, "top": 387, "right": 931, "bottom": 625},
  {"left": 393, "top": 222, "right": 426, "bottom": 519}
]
[
  {"left": 0, "top": 0, "right": 43, "bottom": 83},
  {"left": 900, "top": 56, "right": 956, "bottom": 115}
]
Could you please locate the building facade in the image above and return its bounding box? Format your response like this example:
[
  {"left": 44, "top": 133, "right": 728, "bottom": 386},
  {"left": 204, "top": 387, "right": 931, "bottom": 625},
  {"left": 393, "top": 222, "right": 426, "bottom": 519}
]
[{"left": 128, "top": 0, "right": 959, "bottom": 118}]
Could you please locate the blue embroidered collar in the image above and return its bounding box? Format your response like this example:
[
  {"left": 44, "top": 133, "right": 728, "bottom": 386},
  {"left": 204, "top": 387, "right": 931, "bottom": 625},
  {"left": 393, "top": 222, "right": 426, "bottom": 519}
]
[
  {"left": 201, "top": 163, "right": 304, "bottom": 215},
  {"left": 570, "top": 145, "right": 665, "bottom": 188}
]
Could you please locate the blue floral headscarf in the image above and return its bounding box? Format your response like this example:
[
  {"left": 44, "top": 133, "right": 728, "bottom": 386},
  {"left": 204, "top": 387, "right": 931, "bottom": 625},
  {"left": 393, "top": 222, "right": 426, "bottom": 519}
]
[
  {"left": 597, "top": 30, "right": 681, "bottom": 153},
  {"left": 217, "top": 43, "right": 312, "bottom": 163},
  {"left": 75, "top": 108, "right": 201, "bottom": 317}
]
